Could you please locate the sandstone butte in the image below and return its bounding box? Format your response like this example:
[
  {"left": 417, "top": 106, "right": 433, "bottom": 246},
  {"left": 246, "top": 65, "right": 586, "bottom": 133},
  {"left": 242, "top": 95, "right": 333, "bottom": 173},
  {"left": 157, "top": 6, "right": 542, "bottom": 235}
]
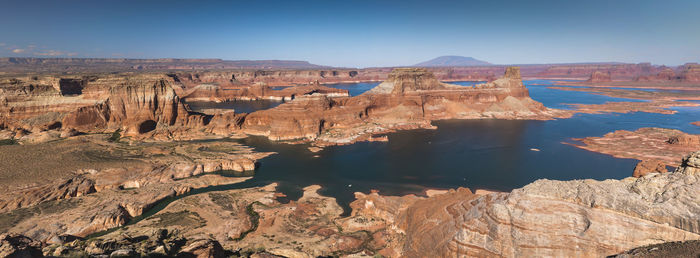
[
  {"left": 586, "top": 70, "right": 612, "bottom": 83},
  {"left": 0, "top": 66, "right": 565, "bottom": 145},
  {"left": 241, "top": 67, "right": 563, "bottom": 145},
  {"left": 2, "top": 151, "right": 699, "bottom": 257}
]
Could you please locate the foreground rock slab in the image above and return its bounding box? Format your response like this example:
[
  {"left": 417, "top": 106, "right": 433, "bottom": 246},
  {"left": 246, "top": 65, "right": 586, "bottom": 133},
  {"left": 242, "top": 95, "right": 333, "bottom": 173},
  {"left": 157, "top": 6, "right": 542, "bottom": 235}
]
[{"left": 20, "top": 152, "right": 700, "bottom": 257}]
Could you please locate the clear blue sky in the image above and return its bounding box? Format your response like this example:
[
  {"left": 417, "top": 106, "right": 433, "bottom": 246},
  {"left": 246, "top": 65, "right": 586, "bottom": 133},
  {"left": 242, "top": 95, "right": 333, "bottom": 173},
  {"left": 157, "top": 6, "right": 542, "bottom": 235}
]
[{"left": 1, "top": 0, "right": 698, "bottom": 67}]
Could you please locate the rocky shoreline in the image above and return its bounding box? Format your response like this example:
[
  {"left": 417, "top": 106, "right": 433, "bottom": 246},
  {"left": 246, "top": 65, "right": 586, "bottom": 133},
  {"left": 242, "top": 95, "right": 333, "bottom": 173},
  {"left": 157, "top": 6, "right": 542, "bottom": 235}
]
[{"left": 2, "top": 151, "right": 698, "bottom": 257}]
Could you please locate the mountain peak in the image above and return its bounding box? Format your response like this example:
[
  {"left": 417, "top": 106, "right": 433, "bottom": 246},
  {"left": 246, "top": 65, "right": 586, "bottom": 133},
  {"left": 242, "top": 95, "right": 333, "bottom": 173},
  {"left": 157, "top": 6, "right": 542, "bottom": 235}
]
[{"left": 415, "top": 56, "right": 491, "bottom": 67}]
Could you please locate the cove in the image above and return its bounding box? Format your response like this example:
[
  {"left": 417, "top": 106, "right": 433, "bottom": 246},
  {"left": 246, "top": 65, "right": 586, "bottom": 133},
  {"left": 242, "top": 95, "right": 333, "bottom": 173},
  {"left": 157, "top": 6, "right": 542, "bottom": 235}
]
[{"left": 105, "top": 80, "right": 700, "bottom": 230}]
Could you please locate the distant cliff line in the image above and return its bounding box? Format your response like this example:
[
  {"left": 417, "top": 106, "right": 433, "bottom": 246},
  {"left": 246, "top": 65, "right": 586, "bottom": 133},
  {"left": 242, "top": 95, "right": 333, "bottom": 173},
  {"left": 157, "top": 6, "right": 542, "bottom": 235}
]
[{"left": 1, "top": 57, "right": 697, "bottom": 83}]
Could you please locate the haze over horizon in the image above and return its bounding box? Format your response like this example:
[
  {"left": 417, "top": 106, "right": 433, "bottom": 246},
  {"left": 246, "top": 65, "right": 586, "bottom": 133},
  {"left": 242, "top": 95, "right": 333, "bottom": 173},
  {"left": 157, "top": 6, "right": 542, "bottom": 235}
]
[{"left": 1, "top": 0, "right": 698, "bottom": 68}]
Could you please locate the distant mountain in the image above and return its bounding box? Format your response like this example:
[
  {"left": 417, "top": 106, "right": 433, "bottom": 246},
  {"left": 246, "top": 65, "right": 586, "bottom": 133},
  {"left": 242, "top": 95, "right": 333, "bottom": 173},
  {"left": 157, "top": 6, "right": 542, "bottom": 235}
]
[{"left": 415, "top": 56, "right": 491, "bottom": 67}]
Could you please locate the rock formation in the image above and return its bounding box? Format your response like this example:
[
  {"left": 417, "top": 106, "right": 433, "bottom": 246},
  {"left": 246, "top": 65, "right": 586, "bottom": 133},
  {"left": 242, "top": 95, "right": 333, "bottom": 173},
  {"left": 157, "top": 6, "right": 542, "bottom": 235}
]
[
  {"left": 636, "top": 67, "right": 678, "bottom": 82},
  {"left": 611, "top": 240, "right": 700, "bottom": 257},
  {"left": 571, "top": 128, "right": 700, "bottom": 166},
  {"left": 679, "top": 63, "right": 700, "bottom": 82},
  {"left": 11, "top": 152, "right": 700, "bottom": 257},
  {"left": 632, "top": 159, "right": 668, "bottom": 177},
  {"left": 0, "top": 233, "right": 43, "bottom": 257},
  {"left": 536, "top": 63, "right": 657, "bottom": 80},
  {"left": 242, "top": 67, "right": 562, "bottom": 144},
  {"left": 182, "top": 81, "right": 349, "bottom": 102},
  {"left": 587, "top": 70, "right": 612, "bottom": 82},
  {"left": 60, "top": 75, "right": 203, "bottom": 137},
  {"left": 676, "top": 151, "right": 700, "bottom": 175},
  {"left": 0, "top": 134, "right": 273, "bottom": 231},
  {"left": 348, "top": 152, "right": 700, "bottom": 257}
]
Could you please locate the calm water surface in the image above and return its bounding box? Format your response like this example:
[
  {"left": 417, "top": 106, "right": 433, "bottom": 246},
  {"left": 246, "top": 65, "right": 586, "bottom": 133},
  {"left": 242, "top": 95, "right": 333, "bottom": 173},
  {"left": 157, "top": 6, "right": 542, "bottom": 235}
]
[
  {"left": 325, "top": 82, "right": 380, "bottom": 96},
  {"left": 198, "top": 80, "right": 699, "bottom": 210},
  {"left": 135, "top": 80, "right": 700, "bottom": 219},
  {"left": 186, "top": 99, "right": 283, "bottom": 113}
]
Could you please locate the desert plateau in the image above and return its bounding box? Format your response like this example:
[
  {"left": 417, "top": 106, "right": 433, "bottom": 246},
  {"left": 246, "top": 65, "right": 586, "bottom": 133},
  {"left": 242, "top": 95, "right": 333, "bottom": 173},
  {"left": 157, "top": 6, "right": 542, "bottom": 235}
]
[{"left": 1, "top": 0, "right": 699, "bottom": 257}]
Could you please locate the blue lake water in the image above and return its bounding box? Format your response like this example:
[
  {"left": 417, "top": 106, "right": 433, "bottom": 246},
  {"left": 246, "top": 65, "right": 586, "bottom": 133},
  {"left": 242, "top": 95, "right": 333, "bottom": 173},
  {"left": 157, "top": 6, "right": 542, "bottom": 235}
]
[
  {"left": 325, "top": 82, "right": 380, "bottom": 96},
  {"left": 181, "top": 80, "right": 699, "bottom": 212},
  {"left": 185, "top": 99, "right": 283, "bottom": 114},
  {"left": 142, "top": 80, "right": 700, "bottom": 218}
]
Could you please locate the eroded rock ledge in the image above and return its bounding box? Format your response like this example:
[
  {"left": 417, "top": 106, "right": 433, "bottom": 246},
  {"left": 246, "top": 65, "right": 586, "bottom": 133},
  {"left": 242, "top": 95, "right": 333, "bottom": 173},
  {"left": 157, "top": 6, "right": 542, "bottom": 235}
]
[
  {"left": 6, "top": 152, "right": 698, "bottom": 257},
  {"left": 570, "top": 127, "right": 700, "bottom": 166}
]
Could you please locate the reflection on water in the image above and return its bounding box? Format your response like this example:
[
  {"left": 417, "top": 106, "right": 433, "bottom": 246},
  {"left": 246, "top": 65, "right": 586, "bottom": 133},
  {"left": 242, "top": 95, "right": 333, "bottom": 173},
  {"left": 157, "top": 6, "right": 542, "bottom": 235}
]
[{"left": 186, "top": 100, "right": 283, "bottom": 114}]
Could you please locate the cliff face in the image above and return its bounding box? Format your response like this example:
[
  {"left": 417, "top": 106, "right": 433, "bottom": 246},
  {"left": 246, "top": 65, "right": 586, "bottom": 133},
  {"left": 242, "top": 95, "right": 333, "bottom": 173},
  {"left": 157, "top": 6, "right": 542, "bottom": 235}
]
[
  {"left": 60, "top": 75, "right": 203, "bottom": 137},
  {"left": 587, "top": 70, "right": 612, "bottom": 82},
  {"left": 366, "top": 68, "right": 451, "bottom": 94},
  {"left": 636, "top": 68, "right": 677, "bottom": 82},
  {"left": 679, "top": 63, "right": 700, "bottom": 82}
]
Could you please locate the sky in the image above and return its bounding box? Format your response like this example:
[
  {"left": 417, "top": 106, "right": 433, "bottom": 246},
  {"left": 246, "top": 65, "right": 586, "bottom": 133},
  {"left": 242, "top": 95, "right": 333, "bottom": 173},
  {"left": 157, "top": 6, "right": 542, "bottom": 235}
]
[{"left": 1, "top": 0, "right": 699, "bottom": 68}]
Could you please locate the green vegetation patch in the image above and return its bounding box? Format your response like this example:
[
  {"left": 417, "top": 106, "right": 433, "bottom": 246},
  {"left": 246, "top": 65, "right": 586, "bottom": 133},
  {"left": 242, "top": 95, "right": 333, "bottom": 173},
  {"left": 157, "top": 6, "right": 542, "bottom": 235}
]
[
  {"left": 233, "top": 202, "right": 262, "bottom": 241},
  {"left": 208, "top": 192, "right": 238, "bottom": 211},
  {"left": 0, "top": 139, "right": 17, "bottom": 145},
  {"left": 108, "top": 129, "right": 121, "bottom": 142},
  {"left": 0, "top": 198, "right": 81, "bottom": 232},
  {"left": 149, "top": 210, "right": 206, "bottom": 228}
]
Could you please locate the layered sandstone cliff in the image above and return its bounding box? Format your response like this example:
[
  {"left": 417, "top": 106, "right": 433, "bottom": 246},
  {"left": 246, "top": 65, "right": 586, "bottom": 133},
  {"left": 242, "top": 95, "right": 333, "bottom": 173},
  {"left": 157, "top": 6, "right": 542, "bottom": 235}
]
[
  {"left": 61, "top": 76, "right": 200, "bottom": 137},
  {"left": 587, "top": 70, "right": 612, "bottom": 82}
]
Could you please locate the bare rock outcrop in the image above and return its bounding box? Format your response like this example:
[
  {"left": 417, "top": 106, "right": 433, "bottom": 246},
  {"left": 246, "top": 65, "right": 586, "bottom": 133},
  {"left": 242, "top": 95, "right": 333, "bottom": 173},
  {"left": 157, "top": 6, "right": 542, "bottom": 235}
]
[
  {"left": 365, "top": 68, "right": 453, "bottom": 94},
  {"left": 676, "top": 151, "right": 700, "bottom": 175},
  {"left": 633, "top": 159, "right": 668, "bottom": 177},
  {"left": 636, "top": 68, "right": 677, "bottom": 82},
  {"left": 572, "top": 128, "right": 700, "bottom": 166},
  {"left": 364, "top": 162, "right": 700, "bottom": 257},
  {"left": 0, "top": 233, "right": 43, "bottom": 258},
  {"left": 679, "top": 63, "right": 700, "bottom": 82},
  {"left": 242, "top": 67, "right": 562, "bottom": 144},
  {"left": 5, "top": 156, "right": 700, "bottom": 257},
  {"left": 61, "top": 76, "right": 201, "bottom": 137},
  {"left": 668, "top": 134, "right": 700, "bottom": 146},
  {"left": 438, "top": 172, "right": 699, "bottom": 257},
  {"left": 587, "top": 70, "right": 612, "bottom": 82}
]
